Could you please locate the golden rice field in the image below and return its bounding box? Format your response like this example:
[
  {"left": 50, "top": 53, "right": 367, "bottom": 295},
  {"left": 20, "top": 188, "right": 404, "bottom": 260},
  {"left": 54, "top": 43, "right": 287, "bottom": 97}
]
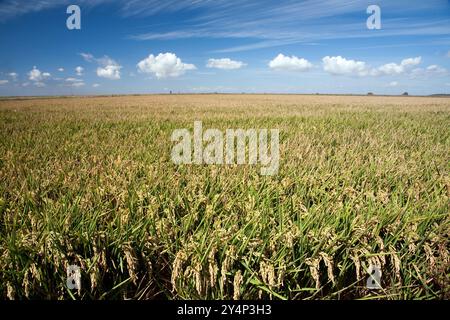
[{"left": 0, "top": 94, "right": 449, "bottom": 300}]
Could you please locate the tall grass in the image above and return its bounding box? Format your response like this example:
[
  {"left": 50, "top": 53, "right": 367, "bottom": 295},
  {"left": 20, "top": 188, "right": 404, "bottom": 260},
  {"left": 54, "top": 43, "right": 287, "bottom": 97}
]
[{"left": 0, "top": 94, "right": 448, "bottom": 299}]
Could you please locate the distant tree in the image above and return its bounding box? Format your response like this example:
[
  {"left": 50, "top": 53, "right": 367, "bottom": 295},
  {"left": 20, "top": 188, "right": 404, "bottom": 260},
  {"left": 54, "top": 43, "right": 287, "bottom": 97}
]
[
  {"left": 402, "top": 92, "right": 409, "bottom": 96},
  {"left": 367, "top": 92, "right": 374, "bottom": 96}
]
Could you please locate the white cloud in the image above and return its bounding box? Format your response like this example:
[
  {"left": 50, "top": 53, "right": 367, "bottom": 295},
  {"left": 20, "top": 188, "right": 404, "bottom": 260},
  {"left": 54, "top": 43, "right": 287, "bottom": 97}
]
[
  {"left": 447, "top": 51, "right": 450, "bottom": 58},
  {"left": 75, "top": 66, "right": 84, "bottom": 76},
  {"left": 65, "top": 77, "right": 83, "bottom": 82},
  {"left": 269, "top": 54, "right": 313, "bottom": 72},
  {"left": 8, "top": 72, "right": 17, "bottom": 81},
  {"left": 92, "top": 83, "right": 100, "bottom": 88},
  {"left": 97, "top": 65, "right": 121, "bottom": 80},
  {"left": 206, "top": 58, "right": 246, "bottom": 70},
  {"left": 80, "top": 53, "right": 95, "bottom": 62},
  {"left": 375, "top": 57, "right": 421, "bottom": 76},
  {"left": 81, "top": 53, "right": 122, "bottom": 80},
  {"left": 63, "top": 77, "right": 85, "bottom": 87},
  {"left": 388, "top": 81, "right": 399, "bottom": 87},
  {"left": 137, "top": 52, "right": 196, "bottom": 79},
  {"left": 34, "top": 82, "right": 46, "bottom": 87},
  {"left": 321, "top": 56, "right": 425, "bottom": 77},
  {"left": 28, "top": 67, "right": 41, "bottom": 81},
  {"left": 1, "top": 1, "right": 449, "bottom": 59},
  {"left": 322, "top": 56, "right": 368, "bottom": 76},
  {"left": 28, "top": 66, "right": 51, "bottom": 82},
  {"left": 401, "top": 57, "right": 422, "bottom": 67},
  {"left": 426, "top": 64, "right": 447, "bottom": 73},
  {"left": 0, "top": 80, "right": 9, "bottom": 85},
  {"left": 377, "top": 64, "right": 403, "bottom": 75},
  {"left": 58, "top": 68, "right": 64, "bottom": 72},
  {"left": 410, "top": 64, "right": 448, "bottom": 78}
]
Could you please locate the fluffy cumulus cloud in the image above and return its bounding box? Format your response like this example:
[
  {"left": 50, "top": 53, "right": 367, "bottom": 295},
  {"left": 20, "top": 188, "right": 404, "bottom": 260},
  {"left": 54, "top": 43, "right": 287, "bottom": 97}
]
[
  {"left": 75, "top": 66, "right": 84, "bottom": 76},
  {"left": 269, "top": 54, "right": 313, "bottom": 72},
  {"left": 97, "top": 57, "right": 122, "bottom": 80},
  {"left": 322, "top": 56, "right": 369, "bottom": 76},
  {"left": 375, "top": 57, "right": 421, "bottom": 76},
  {"left": 97, "top": 65, "right": 121, "bottom": 80},
  {"left": 206, "top": 58, "right": 246, "bottom": 70},
  {"left": 80, "top": 53, "right": 122, "bottom": 80},
  {"left": 137, "top": 52, "right": 196, "bottom": 79},
  {"left": 321, "top": 56, "right": 436, "bottom": 78},
  {"left": 0, "top": 80, "right": 9, "bottom": 85},
  {"left": 28, "top": 66, "right": 51, "bottom": 83},
  {"left": 97, "top": 56, "right": 122, "bottom": 80},
  {"left": 58, "top": 68, "right": 64, "bottom": 72},
  {"left": 28, "top": 67, "right": 41, "bottom": 81}
]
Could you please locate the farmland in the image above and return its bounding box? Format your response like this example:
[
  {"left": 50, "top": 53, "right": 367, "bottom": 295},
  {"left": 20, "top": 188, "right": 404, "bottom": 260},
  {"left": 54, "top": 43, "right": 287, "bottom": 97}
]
[{"left": 0, "top": 94, "right": 448, "bottom": 299}]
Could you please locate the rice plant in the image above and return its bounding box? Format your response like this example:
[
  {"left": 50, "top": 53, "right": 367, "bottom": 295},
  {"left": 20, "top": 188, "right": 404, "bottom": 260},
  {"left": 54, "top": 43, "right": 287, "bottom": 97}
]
[{"left": 0, "top": 94, "right": 448, "bottom": 300}]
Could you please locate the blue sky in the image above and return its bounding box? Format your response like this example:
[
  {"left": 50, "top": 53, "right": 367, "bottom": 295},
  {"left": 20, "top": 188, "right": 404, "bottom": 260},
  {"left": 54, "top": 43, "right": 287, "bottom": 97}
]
[{"left": 0, "top": 0, "right": 449, "bottom": 96}]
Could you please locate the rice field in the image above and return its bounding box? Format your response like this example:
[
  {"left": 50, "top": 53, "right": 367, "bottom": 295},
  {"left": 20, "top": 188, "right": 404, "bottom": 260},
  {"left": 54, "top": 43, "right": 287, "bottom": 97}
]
[{"left": 0, "top": 94, "right": 449, "bottom": 300}]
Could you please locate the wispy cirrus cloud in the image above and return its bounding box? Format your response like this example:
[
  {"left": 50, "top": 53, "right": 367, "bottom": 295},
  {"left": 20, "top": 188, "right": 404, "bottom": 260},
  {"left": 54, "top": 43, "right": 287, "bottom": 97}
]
[
  {"left": 211, "top": 19, "right": 450, "bottom": 53},
  {"left": 2, "top": 1, "right": 449, "bottom": 54},
  {"left": 0, "top": 0, "right": 112, "bottom": 22},
  {"left": 126, "top": 1, "right": 450, "bottom": 52}
]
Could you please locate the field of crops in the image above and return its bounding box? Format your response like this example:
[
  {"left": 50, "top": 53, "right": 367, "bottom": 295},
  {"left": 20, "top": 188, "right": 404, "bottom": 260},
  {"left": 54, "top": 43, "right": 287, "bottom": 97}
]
[{"left": 0, "top": 94, "right": 448, "bottom": 300}]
